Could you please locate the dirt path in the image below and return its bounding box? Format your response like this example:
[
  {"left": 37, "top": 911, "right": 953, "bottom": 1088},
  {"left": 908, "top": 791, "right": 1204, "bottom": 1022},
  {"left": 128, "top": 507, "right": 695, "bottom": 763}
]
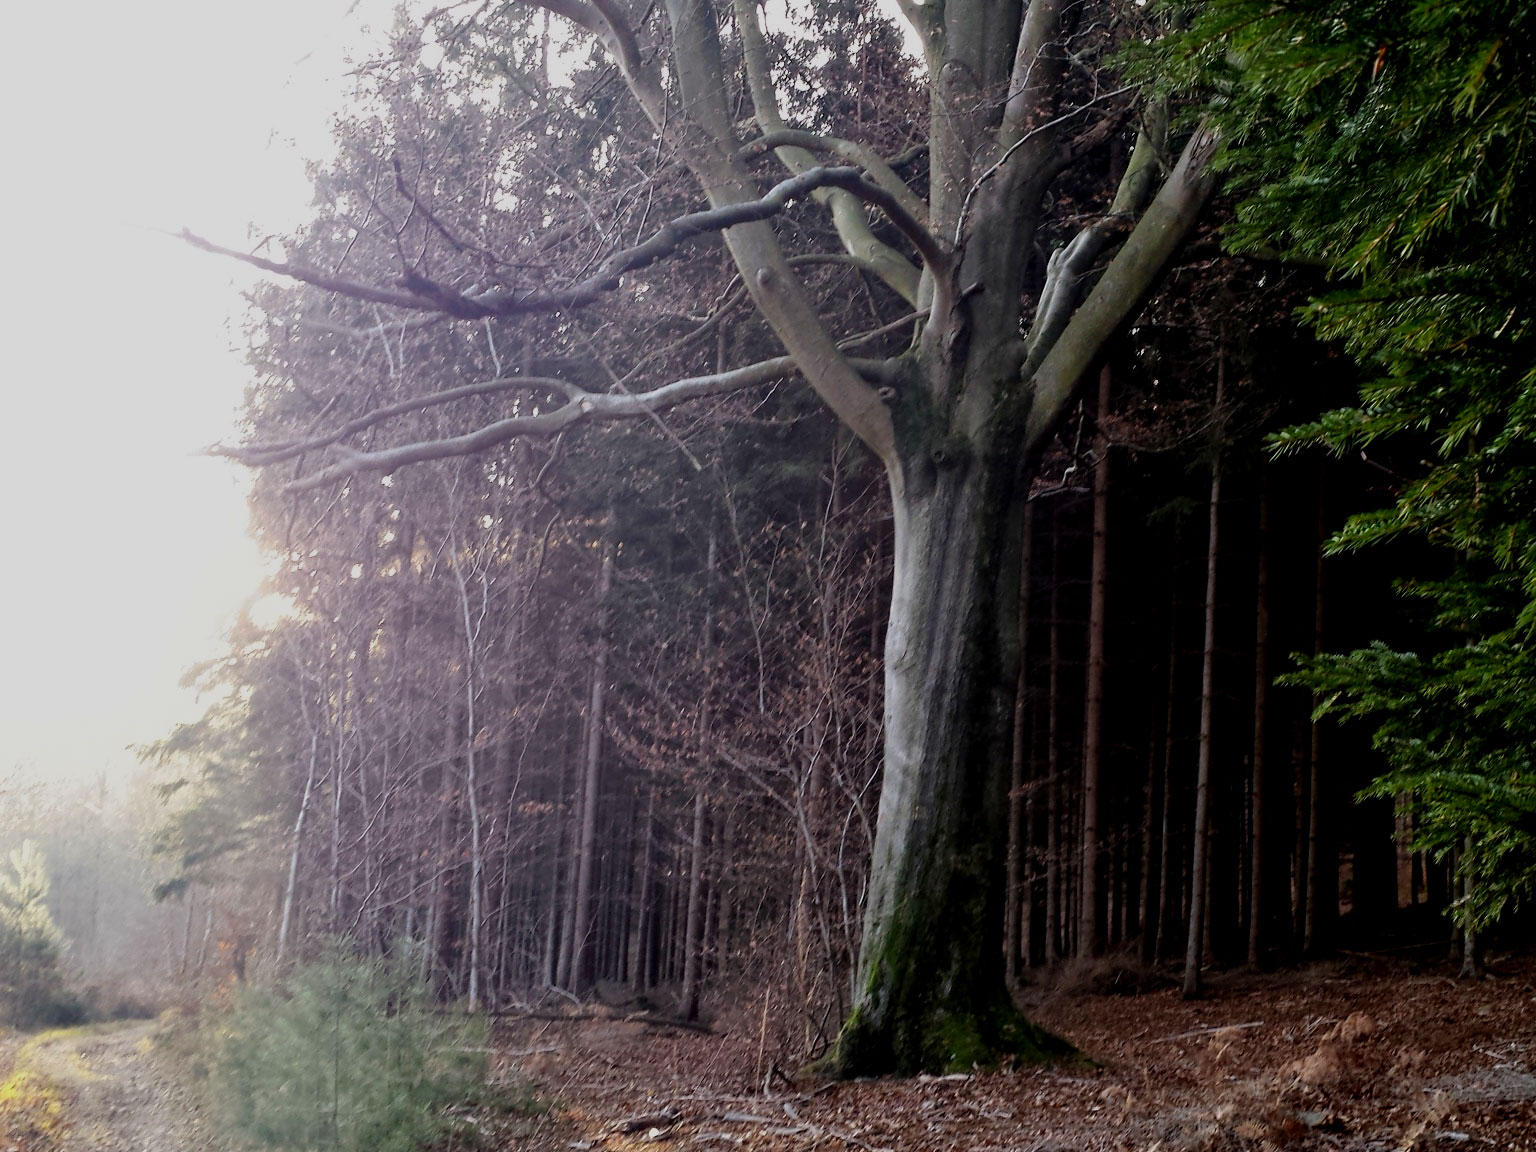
[{"left": 21, "top": 1020, "right": 227, "bottom": 1152}]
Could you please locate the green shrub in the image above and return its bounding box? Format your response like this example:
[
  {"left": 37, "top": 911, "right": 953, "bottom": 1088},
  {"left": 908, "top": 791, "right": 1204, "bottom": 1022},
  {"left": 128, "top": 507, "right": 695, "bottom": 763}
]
[{"left": 208, "top": 955, "right": 488, "bottom": 1152}]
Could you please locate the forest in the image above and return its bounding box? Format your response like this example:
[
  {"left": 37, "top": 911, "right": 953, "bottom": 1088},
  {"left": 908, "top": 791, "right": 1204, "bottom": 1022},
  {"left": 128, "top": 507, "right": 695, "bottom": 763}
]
[{"left": 4, "top": 0, "right": 1535, "bottom": 1149}]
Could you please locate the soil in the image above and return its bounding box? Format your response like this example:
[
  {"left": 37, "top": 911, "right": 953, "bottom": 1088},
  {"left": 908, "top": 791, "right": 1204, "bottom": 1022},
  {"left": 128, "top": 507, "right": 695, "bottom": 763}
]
[
  {"left": 494, "top": 951, "right": 1536, "bottom": 1152},
  {"left": 14, "top": 1020, "right": 227, "bottom": 1152}
]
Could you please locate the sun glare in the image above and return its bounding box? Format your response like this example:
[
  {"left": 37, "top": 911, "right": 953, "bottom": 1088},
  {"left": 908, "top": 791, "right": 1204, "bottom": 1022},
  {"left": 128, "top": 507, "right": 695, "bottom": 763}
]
[{"left": 0, "top": 0, "right": 396, "bottom": 784}]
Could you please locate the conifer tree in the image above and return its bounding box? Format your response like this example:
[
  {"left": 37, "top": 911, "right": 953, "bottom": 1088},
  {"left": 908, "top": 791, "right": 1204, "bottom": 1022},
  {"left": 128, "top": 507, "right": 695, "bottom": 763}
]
[{"left": 1161, "top": 0, "right": 1536, "bottom": 928}]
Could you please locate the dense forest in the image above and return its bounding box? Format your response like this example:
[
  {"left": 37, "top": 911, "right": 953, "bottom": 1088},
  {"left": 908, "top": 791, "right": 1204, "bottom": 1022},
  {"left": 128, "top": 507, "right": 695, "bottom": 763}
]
[{"left": 106, "top": 0, "right": 1536, "bottom": 1084}]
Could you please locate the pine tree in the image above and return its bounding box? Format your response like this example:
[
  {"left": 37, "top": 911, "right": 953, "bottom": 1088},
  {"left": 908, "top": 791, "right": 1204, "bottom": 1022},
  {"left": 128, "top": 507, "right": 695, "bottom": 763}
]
[{"left": 0, "top": 842, "right": 80, "bottom": 1027}]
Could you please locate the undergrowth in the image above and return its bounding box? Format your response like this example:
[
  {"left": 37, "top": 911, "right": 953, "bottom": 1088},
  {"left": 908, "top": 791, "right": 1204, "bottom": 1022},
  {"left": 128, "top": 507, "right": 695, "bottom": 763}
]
[
  {"left": 0, "top": 1032, "right": 71, "bottom": 1151},
  {"left": 203, "top": 955, "right": 532, "bottom": 1152}
]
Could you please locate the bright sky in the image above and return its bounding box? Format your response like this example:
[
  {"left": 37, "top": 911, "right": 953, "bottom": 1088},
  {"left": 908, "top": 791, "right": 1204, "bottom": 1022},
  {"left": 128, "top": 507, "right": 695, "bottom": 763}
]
[{"left": 0, "top": 0, "right": 396, "bottom": 783}]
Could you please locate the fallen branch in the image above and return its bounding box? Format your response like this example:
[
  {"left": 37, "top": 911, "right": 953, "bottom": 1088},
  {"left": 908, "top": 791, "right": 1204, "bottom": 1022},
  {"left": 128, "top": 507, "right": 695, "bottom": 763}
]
[
  {"left": 492, "top": 1008, "right": 716, "bottom": 1034},
  {"left": 1152, "top": 1020, "right": 1264, "bottom": 1044}
]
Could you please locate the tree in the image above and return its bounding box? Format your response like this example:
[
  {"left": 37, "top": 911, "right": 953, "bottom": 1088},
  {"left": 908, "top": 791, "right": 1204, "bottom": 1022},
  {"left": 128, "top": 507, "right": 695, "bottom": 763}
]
[
  {"left": 0, "top": 842, "right": 79, "bottom": 1028},
  {"left": 197, "top": 0, "right": 1221, "bottom": 1073},
  {"left": 1162, "top": 0, "right": 1536, "bottom": 931}
]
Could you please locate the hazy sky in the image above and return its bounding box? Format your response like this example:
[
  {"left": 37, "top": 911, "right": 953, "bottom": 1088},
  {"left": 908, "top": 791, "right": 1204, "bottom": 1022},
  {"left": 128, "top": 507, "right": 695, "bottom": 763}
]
[{"left": 1, "top": 0, "right": 396, "bottom": 782}]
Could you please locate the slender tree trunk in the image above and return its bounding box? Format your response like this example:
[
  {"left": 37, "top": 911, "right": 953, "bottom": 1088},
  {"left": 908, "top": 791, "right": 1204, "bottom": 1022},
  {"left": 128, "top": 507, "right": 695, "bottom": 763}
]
[
  {"left": 629, "top": 788, "right": 656, "bottom": 992},
  {"left": 1006, "top": 500, "right": 1035, "bottom": 986},
  {"left": 1155, "top": 597, "right": 1179, "bottom": 962},
  {"left": 1045, "top": 508, "right": 1063, "bottom": 963},
  {"left": 1183, "top": 361, "right": 1224, "bottom": 1000},
  {"left": 1248, "top": 466, "right": 1269, "bottom": 967},
  {"left": 448, "top": 531, "right": 487, "bottom": 1011},
  {"left": 680, "top": 792, "right": 709, "bottom": 1020},
  {"left": 1291, "top": 720, "right": 1309, "bottom": 955},
  {"left": 278, "top": 724, "right": 319, "bottom": 966},
  {"left": 1138, "top": 732, "right": 1159, "bottom": 963},
  {"left": 564, "top": 529, "right": 614, "bottom": 994},
  {"left": 1304, "top": 467, "right": 1326, "bottom": 957},
  {"left": 1458, "top": 838, "right": 1483, "bottom": 979},
  {"left": 681, "top": 530, "right": 718, "bottom": 1020},
  {"left": 1080, "top": 365, "right": 1112, "bottom": 958}
]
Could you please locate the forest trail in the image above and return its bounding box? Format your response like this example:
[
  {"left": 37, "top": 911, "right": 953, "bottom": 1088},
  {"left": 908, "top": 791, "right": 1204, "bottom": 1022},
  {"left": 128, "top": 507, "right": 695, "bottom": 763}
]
[{"left": 17, "top": 1020, "right": 225, "bottom": 1152}]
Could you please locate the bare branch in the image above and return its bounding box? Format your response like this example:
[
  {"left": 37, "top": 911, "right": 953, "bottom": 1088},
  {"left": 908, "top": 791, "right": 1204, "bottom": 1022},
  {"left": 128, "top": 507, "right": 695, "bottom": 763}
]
[
  {"left": 240, "top": 353, "right": 892, "bottom": 493},
  {"left": 214, "top": 377, "right": 583, "bottom": 466},
  {"left": 271, "top": 358, "right": 794, "bottom": 490},
  {"left": 185, "top": 166, "right": 936, "bottom": 321},
  {"left": 736, "top": 129, "right": 929, "bottom": 225},
  {"left": 1001, "top": 0, "right": 1062, "bottom": 147},
  {"left": 181, "top": 231, "right": 435, "bottom": 312},
  {"left": 1023, "top": 103, "right": 1169, "bottom": 372}
]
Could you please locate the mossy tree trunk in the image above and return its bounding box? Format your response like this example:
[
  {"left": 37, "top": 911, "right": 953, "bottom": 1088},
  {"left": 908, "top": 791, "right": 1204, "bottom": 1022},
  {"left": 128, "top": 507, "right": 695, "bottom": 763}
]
[{"left": 830, "top": 443, "right": 1073, "bottom": 1074}]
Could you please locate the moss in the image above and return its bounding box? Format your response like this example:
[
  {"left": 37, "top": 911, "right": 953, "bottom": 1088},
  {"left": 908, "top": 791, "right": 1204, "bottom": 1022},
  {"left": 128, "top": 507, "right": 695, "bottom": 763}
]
[{"left": 921, "top": 1010, "right": 992, "bottom": 1072}]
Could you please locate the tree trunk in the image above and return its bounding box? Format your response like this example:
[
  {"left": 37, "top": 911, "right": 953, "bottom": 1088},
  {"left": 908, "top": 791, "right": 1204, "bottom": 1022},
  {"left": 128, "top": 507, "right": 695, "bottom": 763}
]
[
  {"left": 1458, "top": 839, "right": 1483, "bottom": 979},
  {"left": 1079, "top": 365, "right": 1112, "bottom": 958},
  {"left": 1304, "top": 468, "right": 1327, "bottom": 957},
  {"left": 628, "top": 788, "right": 655, "bottom": 993},
  {"left": 277, "top": 723, "right": 319, "bottom": 966},
  {"left": 1247, "top": 466, "right": 1269, "bottom": 967},
  {"left": 1005, "top": 500, "right": 1035, "bottom": 987},
  {"left": 1138, "top": 731, "right": 1159, "bottom": 964},
  {"left": 680, "top": 792, "right": 708, "bottom": 1020},
  {"left": 827, "top": 458, "right": 1072, "bottom": 1075},
  {"left": 1045, "top": 510, "right": 1064, "bottom": 964},
  {"left": 562, "top": 528, "right": 614, "bottom": 993},
  {"left": 1183, "top": 361, "right": 1224, "bottom": 1000}
]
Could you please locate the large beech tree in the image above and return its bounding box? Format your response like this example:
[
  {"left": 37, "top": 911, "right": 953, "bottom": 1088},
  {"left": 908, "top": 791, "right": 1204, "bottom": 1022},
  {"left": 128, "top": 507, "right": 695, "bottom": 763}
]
[{"left": 200, "top": 0, "right": 1219, "bottom": 1073}]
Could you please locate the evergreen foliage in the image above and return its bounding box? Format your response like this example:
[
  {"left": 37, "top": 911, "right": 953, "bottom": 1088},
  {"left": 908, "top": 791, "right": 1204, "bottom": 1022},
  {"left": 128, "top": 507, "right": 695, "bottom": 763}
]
[
  {"left": 0, "top": 842, "right": 82, "bottom": 1028},
  {"left": 208, "top": 955, "right": 489, "bottom": 1152},
  {"left": 1158, "top": 0, "right": 1536, "bottom": 927},
  {"left": 141, "top": 691, "right": 279, "bottom": 902}
]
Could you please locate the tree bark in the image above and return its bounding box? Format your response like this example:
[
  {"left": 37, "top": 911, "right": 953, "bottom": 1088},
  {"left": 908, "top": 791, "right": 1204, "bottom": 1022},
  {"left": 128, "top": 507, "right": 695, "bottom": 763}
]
[
  {"left": 1304, "top": 467, "right": 1327, "bottom": 957},
  {"left": 1046, "top": 509, "right": 1064, "bottom": 964}
]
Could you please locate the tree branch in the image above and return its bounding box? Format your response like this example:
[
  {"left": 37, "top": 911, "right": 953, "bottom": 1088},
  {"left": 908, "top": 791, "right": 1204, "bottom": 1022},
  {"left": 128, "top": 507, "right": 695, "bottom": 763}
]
[
  {"left": 1023, "top": 105, "right": 1167, "bottom": 372},
  {"left": 269, "top": 358, "right": 796, "bottom": 491},
  {"left": 1023, "top": 122, "right": 1221, "bottom": 452},
  {"left": 955, "top": 86, "right": 1135, "bottom": 246},
  {"left": 231, "top": 352, "right": 898, "bottom": 492},
  {"left": 731, "top": 0, "right": 924, "bottom": 305},
  {"left": 736, "top": 129, "right": 929, "bottom": 225},
  {"left": 185, "top": 166, "right": 932, "bottom": 320},
  {"left": 215, "top": 377, "right": 584, "bottom": 466}
]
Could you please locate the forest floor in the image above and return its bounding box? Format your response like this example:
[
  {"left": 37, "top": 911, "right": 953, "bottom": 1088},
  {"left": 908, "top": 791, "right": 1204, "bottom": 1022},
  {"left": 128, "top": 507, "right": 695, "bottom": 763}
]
[
  {"left": 0, "top": 1019, "right": 227, "bottom": 1152},
  {"left": 494, "top": 951, "right": 1536, "bottom": 1152},
  {"left": 1, "top": 951, "right": 1530, "bottom": 1151}
]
